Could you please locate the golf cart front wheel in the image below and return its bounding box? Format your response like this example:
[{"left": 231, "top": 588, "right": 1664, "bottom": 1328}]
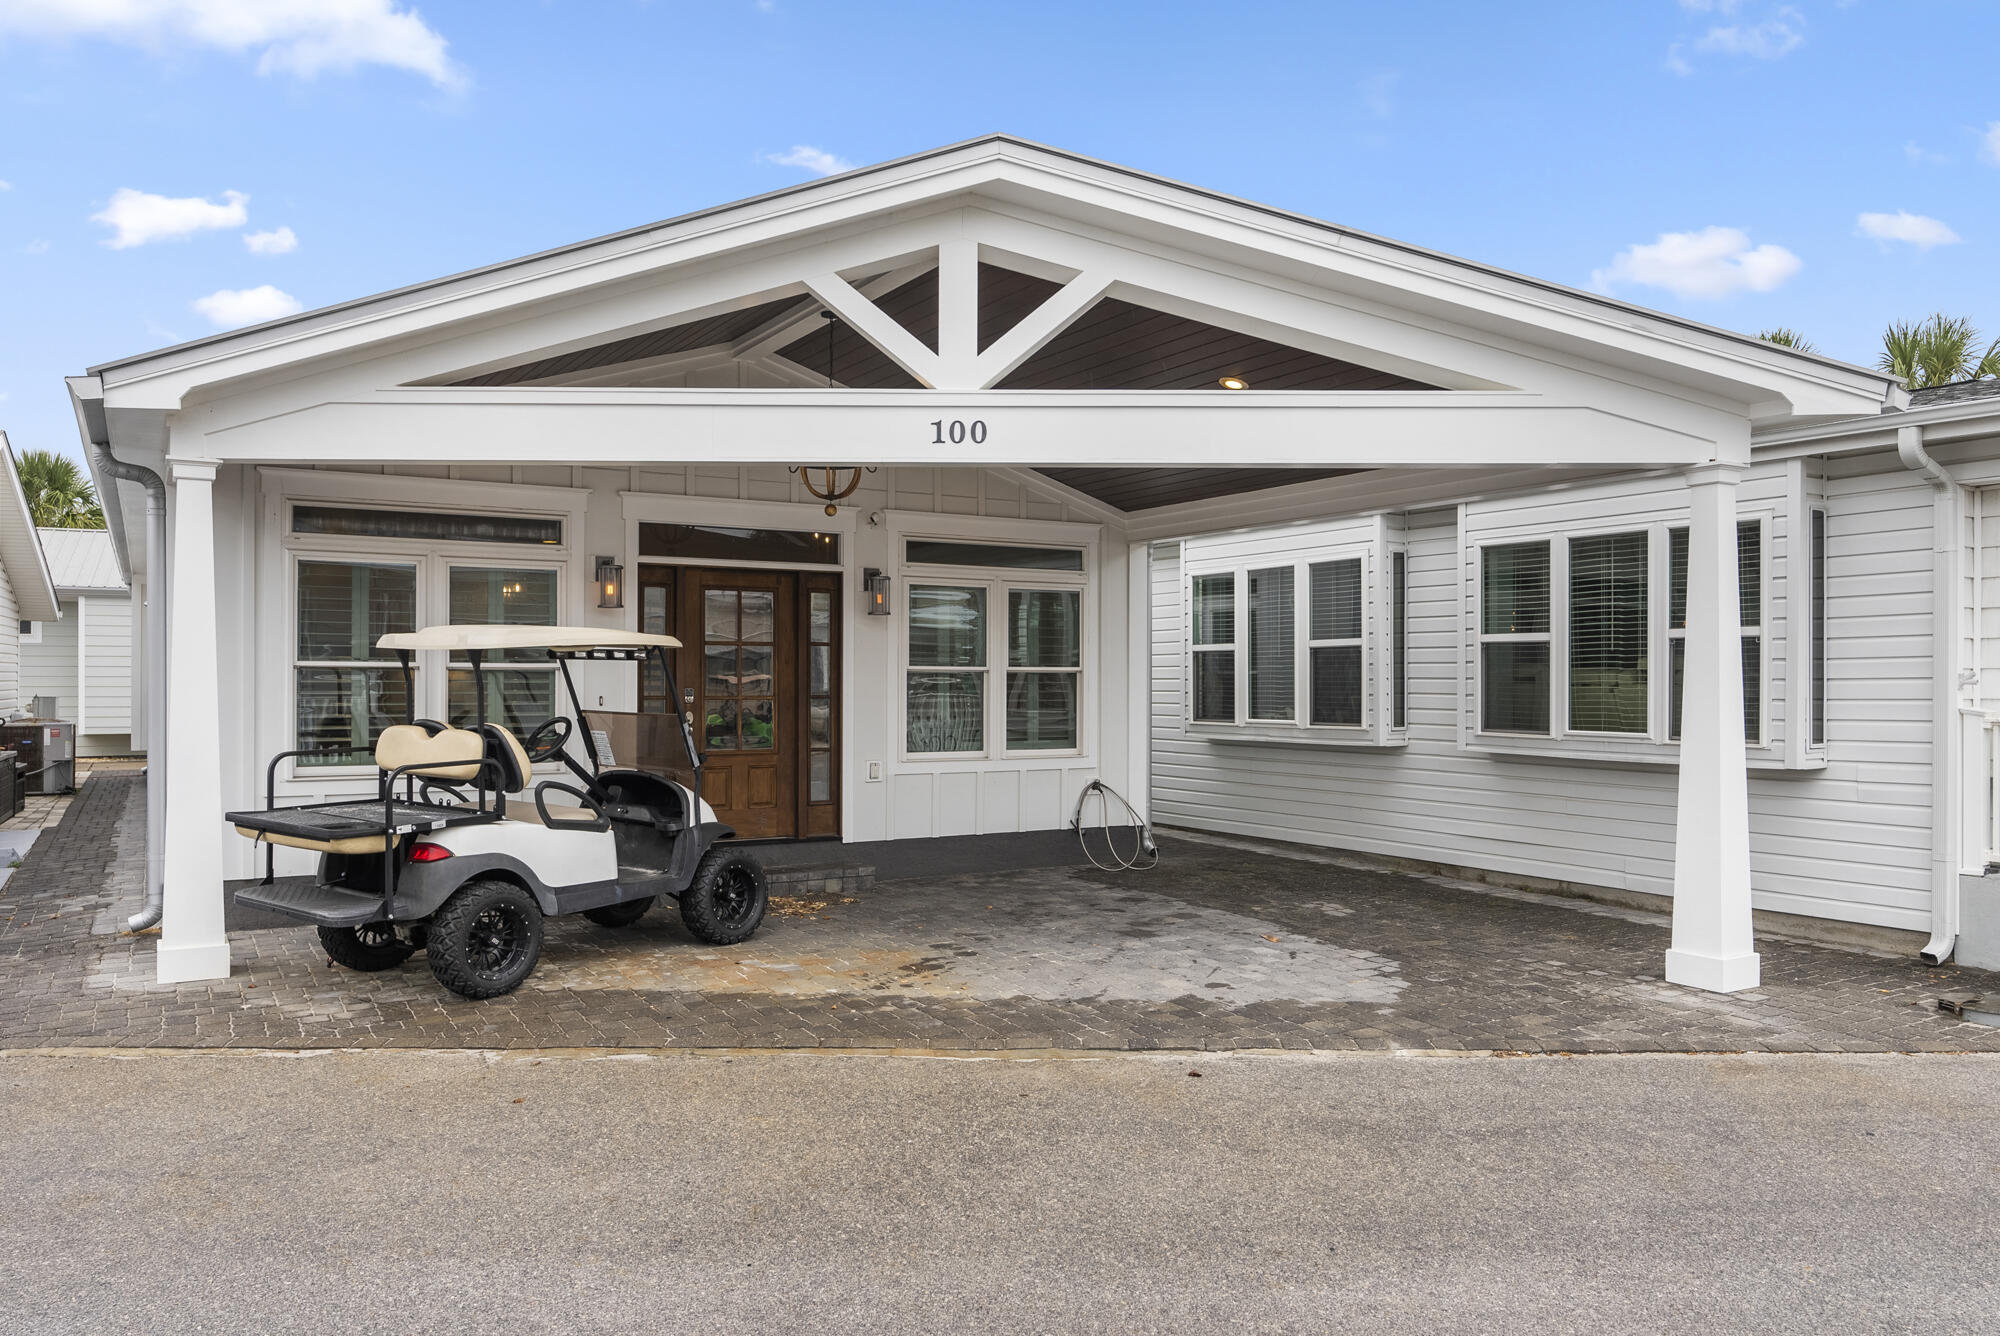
[
  {"left": 318, "top": 922, "right": 416, "bottom": 972},
  {"left": 583, "top": 896, "right": 655, "bottom": 928},
  {"left": 426, "top": 879, "right": 545, "bottom": 999},
  {"left": 679, "top": 848, "right": 769, "bottom": 945}
]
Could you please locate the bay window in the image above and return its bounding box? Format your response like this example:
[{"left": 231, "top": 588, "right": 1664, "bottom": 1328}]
[{"left": 1184, "top": 539, "right": 1398, "bottom": 740}]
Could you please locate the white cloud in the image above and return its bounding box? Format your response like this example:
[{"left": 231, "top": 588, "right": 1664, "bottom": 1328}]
[
  {"left": 0, "top": 179, "right": 11, "bottom": 191},
  {"left": 1664, "top": 43, "right": 1693, "bottom": 76},
  {"left": 1856, "top": 210, "right": 1959, "bottom": 249},
  {"left": 1694, "top": 7, "right": 1805, "bottom": 60},
  {"left": 243, "top": 225, "right": 297, "bottom": 255},
  {"left": 22, "top": 239, "right": 48, "bottom": 254},
  {"left": 1905, "top": 140, "right": 1949, "bottom": 165},
  {"left": 91, "top": 187, "right": 247, "bottom": 248},
  {"left": 192, "top": 284, "right": 302, "bottom": 327},
  {"left": 763, "top": 145, "right": 854, "bottom": 177},
  {"left": 0, "top": 0, "right": 464, "bottom": 90},
  {"left": 1591, "top": 226, "right": 1802, "bottom": 299},
  {"left": 1983, "top": 122, "right": 2000, "bottom": 167},
  {"left": 1679, "top": 0, "right": 1742, "bottom": 11}
]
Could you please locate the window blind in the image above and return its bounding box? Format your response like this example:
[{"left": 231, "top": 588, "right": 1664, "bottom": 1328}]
[
  {"left": 1568, "top": 531, "right": 1649, "bottom": 734},
  {"left": 1247, "top": 566, "right": 1295, "bottom": 721}
]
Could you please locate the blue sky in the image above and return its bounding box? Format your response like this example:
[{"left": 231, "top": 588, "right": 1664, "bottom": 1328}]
[{"left": 2, "top": 0, "right": 1996, "bottom": 460}]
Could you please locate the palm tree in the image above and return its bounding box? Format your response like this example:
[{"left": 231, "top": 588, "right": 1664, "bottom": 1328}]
[
  {"left": 1879, "top": 314, "right": 2000, "bottom": 391},
  {"left": 1756, "top": 327, "right": 1817, "bottom": 354},
  {"left": 17, "top": 449, "right": 105, "bottom": 529}
]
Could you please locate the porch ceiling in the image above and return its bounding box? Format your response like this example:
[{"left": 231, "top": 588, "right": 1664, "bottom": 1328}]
[
  {"left": 449, "top": 260, "right": 1438, "bottom": 395},
  {"left": 1033, "top": 466, "right": 1368, "bottom": 512}
]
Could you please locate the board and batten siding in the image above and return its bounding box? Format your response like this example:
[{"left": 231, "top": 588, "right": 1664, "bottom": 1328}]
[{"left": 1150, "top": 455, "right": 1938, "bottom": 934}]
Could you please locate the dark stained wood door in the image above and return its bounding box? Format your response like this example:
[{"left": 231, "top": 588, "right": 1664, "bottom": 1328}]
[{"left": 635, "top": 565, "right": 842, "bottom": 841}]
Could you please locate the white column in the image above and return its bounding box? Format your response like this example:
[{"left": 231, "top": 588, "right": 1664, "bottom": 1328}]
[
  {"left": 156, "top": 457, "right": 231, "bottom": 984},
  {"left": 1666, "top": 462, "right": 1759, "bottom": 993}
]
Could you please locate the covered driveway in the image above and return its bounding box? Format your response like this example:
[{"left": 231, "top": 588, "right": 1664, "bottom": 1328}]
[{"left": 4, "top": 773, "right": 1993, "bottom": 1054}]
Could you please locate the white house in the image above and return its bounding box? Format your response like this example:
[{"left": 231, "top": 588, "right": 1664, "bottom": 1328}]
[
  {"left": 22, "top": 526, "right": 134, "bottom": 755},
  {"left": 0, "top": 434, "right": 64, "bottom": 720},
  {"left": 66, "top": 136, "right": 2000, "bottom": 993}
]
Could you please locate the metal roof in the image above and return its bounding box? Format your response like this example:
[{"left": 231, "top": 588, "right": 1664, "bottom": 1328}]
[
  {"left": 36, "top": 526, "right": 125, "bottom": 592},
  {"left": 0, "top": 435, "right": 60, "bottom": 623}
]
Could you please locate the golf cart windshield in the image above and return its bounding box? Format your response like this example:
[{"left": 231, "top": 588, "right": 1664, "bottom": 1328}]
[{"left": 377, "top": 625, "right": 701, "bottom": 787}]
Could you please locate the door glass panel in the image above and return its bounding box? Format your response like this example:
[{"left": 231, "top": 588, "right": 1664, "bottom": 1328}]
[
  {"left": 704, "top": 647, "right": 737, "bottom": 698},
  {"left": 810, "top": 592, "right": 832, "bottom": 642},
  {"left": 704, "top": 591, "right": 737, "bottom": 640},
  {"left": 705, "top": 699, "right": 738, "bottom": 751},
  {"left": 809, "top": 750, "right": 831, "bottom": 803},
  {"left": 810, "top": 645, "right": 831, "bottom": 694},
  {"left": 740, "top": 591, "right": 775, "bottom": 642},
  {"left": 740, "top": 699, "right": 775, "bottom": 749},
  {"left": 810, "top": 701, "right": 832, "bottom": 747}
]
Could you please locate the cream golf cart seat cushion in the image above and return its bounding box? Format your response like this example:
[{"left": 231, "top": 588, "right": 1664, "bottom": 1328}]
[
  {"left": 376, "top": 724, "right": 484, "bottom": 781},
  {"left": 234, "top": 828, "right": 403, "bottom": 856},
  {"left": 505, "top": 799, "right": 603, "bottom": 826}
]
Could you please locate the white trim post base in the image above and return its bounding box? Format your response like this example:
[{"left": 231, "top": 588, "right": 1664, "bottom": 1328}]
[
  {"left": 156, "top": 457, "right": 232, "bottom": 985},
  {"left": 1666, "top": 461, "right": 1760, "bottom": 993}
]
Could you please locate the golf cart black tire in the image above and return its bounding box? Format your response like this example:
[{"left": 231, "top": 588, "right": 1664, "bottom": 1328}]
[
  {"left": 679, "top": 848, "right": 769, "bottom": 945},
  {"left": 426, "top": 879, "right": 545, "bottom": 999},
  {"left": 317, "top": 923, "right": 417, "bottom": 972},
  {"left": 583, "top": 896, "right": 655, "bottom": 928}
]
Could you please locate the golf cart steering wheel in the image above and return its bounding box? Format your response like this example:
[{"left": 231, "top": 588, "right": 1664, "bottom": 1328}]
[{"left": 523, "top": 716, "right": 573, "bottom": 764}]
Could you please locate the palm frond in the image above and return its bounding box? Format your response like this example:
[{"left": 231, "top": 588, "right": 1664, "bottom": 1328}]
[
  {"left": 1756, "top": 327, "right": 1817, "bottom": 354},
  {"left": 1880, "top": 314, "right": 1986, "bottom": 390},
  {"left": 1977, "top": 337, "right": 2000, "bottom": 381},
  {"left": 17, "top": 448, "right": 105, "bottom": 529}
]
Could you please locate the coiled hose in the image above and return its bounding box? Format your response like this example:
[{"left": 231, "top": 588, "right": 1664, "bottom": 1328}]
[{"left": 1071, "top": 779, "right": 1160, "bottom": 872}]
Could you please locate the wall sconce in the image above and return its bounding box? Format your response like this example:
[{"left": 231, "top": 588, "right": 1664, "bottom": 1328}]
[
  {"left": 863, "top": 567, "right": 891, "bottom": 616},
  {"left": 595, "top": 556, "right": 624, "bottom": 610}
]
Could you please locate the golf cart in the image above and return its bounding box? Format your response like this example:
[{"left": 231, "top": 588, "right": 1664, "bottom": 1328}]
[{"left": 228, "top": 625, "right": 768, "bottom": 999}]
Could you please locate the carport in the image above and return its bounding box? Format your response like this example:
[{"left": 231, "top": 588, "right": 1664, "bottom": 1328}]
[{"left": 66, "top": 136, "right": 1894, "bottom": 994}]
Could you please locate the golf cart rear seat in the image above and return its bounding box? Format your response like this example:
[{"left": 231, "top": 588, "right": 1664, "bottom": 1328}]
[{"left": 231, "top": 724, "right": 487, "bottom": 855}]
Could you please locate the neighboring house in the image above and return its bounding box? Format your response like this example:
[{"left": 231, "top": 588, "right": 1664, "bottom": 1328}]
[
  {"left": 67, "top": 137, "right": 2000, "bottom": 993},
  {"left": 0, "top": 433, "right": 63, "bottom": 719},
  {"left": 22, "top": 527, "right": 133, "bottom": 755}
]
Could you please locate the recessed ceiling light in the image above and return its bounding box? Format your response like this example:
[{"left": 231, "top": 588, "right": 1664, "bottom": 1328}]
[{"left": 1218, "top": 376, "right": 1249, "bottom": 390}]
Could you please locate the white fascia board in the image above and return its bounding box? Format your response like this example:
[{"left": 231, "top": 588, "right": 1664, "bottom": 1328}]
[
  {"left": 1753, "top": 399, "right": 2000, "bottom": 460},
  {"left": 195, "top": 389, "right": 1722, "bottom": 472},
  {"left": 0, "top": 433, "right": 61, "bottom": 623},
  {"left": 86, "top": 138, "right": 1892, "bottom": 425}
]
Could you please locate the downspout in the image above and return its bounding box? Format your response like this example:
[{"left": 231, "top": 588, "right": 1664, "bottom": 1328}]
[
  {"left": 92, "top": 443, "right": 169, "bottom": 933},
  {"left": 1899, "top": 422, "right": 1963, "bottom": 965}
]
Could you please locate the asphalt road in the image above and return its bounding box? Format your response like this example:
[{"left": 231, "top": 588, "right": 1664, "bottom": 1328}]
[{"left": 4, "top": 1049, "right": 1997, "bottom": 1335}]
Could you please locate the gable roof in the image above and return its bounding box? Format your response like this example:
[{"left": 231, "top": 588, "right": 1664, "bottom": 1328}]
[
  {"left": 0, "top": 435, "right": 61, "bottom": 623},
  {"left": 36, "top": 527, "right": 125, "bottom": 592},
  {"left": 80, "top": 135, "right": 1895, "bottom": 424}
]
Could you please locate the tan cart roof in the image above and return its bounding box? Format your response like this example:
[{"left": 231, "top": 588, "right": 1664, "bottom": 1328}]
[{"left": 378, "top": 625, "right": 682, "bottom": 653}]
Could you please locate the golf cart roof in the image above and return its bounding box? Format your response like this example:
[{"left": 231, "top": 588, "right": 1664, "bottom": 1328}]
[{"left": 378, "top": 625, "right": 683, "bottom": 653}]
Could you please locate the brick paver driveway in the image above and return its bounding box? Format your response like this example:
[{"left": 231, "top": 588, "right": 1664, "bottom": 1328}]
[{"left": 4, "top": 774, "right": 1999, "bottom": 1053}]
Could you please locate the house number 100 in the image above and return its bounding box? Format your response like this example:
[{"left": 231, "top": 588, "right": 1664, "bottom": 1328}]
[{"left": 929, "top": 419, "right": 988, "bottom": 445}]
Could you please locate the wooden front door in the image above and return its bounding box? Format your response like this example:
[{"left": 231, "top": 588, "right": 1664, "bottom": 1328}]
[{"left": 637, "top": 565, "right": 840, "bottom": 840}]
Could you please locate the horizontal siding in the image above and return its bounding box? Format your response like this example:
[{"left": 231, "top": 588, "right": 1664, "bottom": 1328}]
[
  {"left": 82, "top": 594, "right": 133, "bottom": 735},
  {"left": 19, "top": 597, "right": 76, "bottom": 720},
  {"left": 1151, "top": 459, "right": 1937, "bottom": 934}
]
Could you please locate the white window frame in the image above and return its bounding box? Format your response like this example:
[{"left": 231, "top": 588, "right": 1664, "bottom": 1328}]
[
  {"left": 19, "top": 619, "right": 40, "bottom": 644},
  {"left": 266, "top": 471, "right": 584, "bottom": 783},
  {"left": 1183, "top": 523, "right": 1399, "bottom": 746},
  {"left": 1664, "top": 516, "right": 1768, "bottom": 749},
  {"left": 1465, "top": 506, "right": 1778, "bottom": 759},
  {"left": 1474, "top": 538, "right": 1556, "bottom": 738},
  {"left": 895, "top": 529, "right": 1094, "bottom": 764}
]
